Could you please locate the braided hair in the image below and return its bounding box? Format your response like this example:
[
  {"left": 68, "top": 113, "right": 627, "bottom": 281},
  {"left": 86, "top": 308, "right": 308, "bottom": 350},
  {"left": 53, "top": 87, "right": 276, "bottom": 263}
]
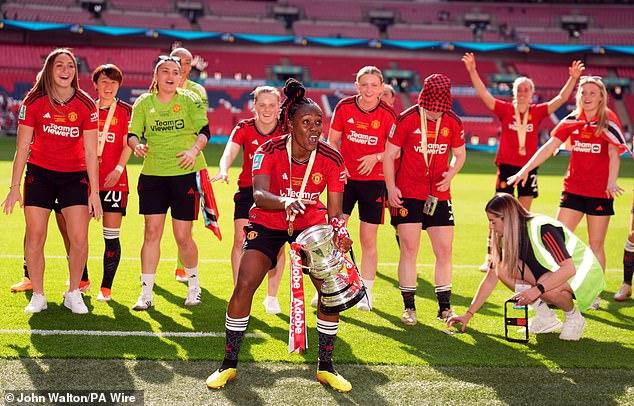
[{"left": 278, "top": 78, "right": 319, "bottom": 132}]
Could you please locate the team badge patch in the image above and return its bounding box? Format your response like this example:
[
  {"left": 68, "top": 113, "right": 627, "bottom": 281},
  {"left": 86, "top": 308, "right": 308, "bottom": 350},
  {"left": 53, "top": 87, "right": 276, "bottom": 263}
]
[
  {"left": 173, "top": 104, "right": 181, "bottom": 113},
  {"left": 440, "top": 127, "right": 449, "bottom": 137},
  {"left": 68, "top": 112, "right": 78, "bottom": 122},
  {"left": 19, "top": 105, "right": 26, "bottom": 120},
  {"left": 399, "top": 208, "right": 408, "bottom": 217},
  {"left": 311, "top": 172, "right": 323, "bottom": 185},
  {"left": 371, "top": 120, "right": 381, "bottom": 130},
  {"left": 252, "top": 153, "right": 264, "bottom": 170},
  {"left": 246, "top": 231, "right": 258, "bottom": 240}
]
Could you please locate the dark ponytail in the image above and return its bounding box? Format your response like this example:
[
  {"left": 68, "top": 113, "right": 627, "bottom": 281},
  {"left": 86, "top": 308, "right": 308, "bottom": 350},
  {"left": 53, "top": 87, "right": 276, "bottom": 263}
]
[{"left": 278, "top": 78, "right": 318, "bottom": 131}]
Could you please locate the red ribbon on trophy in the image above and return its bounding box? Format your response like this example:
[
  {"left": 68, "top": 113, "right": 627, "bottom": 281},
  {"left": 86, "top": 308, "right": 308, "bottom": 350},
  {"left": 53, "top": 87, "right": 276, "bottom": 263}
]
[{"left": 288, "top": 242, "right": 307, "bottom": 354}]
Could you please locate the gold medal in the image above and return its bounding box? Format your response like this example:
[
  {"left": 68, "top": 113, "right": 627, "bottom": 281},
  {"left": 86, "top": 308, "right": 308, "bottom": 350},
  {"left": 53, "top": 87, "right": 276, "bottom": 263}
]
[{"left": 287, "top": 221, "right": 294, "bottom": 236}]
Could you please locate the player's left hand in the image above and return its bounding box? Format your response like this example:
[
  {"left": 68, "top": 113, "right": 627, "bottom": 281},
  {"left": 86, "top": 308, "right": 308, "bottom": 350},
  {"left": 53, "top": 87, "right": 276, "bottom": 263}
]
[
  {"left": 103, "top": 167, "right": 123, "bottom": 188},
  {"left": 177, "top": 148, "right": 198, "bottom": 170},
  {"left": 356, "top": 154, "right": 379, "bottom": 176}
]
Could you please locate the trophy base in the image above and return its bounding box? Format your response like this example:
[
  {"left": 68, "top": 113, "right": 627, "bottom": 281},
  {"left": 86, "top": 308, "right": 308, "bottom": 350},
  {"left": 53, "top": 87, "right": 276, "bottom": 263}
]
[{"left": 319, "top": 286, "right": 366, "bottom": 314}]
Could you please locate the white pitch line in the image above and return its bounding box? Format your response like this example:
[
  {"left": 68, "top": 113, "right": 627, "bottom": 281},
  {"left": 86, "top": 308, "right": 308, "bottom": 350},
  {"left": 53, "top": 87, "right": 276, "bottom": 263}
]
[
  {"left": 0, "top": 329, "right": 265, "bottom": 338},
  {"left": 0, "top": 254, "right": 622, "bottom": 271}
]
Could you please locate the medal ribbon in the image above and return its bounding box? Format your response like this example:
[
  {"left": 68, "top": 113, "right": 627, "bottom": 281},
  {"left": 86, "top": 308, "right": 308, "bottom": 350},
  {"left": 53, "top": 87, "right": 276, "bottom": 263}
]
[
  {"left": 513, "top": 103, "right": 529, "bottom": 155},
  {"left": 286, "top": 135, "right": 317, "bottom": 236},
  {"left": 96, "top": 99, "right": 117, "bottom": 158},
  {"left": 419, "top": 107, "right": 442, "bottom": 176}
]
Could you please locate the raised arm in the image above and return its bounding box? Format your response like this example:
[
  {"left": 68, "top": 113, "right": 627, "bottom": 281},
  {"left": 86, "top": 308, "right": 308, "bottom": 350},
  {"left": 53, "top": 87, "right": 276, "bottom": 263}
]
[
  {"left": 462, "top": 52, "right": 496, "bottom": 111},
  {"left": 546, "top": 60, "right": 585, "bottom": 115}
]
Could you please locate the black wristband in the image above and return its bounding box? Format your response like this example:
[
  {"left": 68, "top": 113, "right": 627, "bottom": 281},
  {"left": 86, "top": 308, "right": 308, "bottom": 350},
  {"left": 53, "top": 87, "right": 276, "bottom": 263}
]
[{"left": 536, "top": 283, "right": 545, "bottom": 295}]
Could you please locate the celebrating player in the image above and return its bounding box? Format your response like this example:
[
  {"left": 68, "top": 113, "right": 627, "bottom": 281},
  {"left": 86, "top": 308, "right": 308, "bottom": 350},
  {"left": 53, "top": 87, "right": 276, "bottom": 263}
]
[
  {"left": 212, "top": 86, "right": 286, "bottom": 314},
  {"left": 206, "top": 79, "right": 354, "bottom": 392},
  {"left": 384, "top": 73, "right": 466, "bottom": 325},
  {"left": 463, "top": 53, "right": 584, "bottom": 271},
  {"left": 92, "top": 64, "right": 132, "bottom": 302},
  {"left": 508, "top": 75, "right": 627, "bottom": 310},
  {"left": 2, "top": 48, "right": 101, "bottom": 314},
  {"left": 169, "top": 47, "right": 208, "bottom": 283},
  {"left": 326, "top": 66, "right": 397, "bottom": 311},
  {"left": 127, "top": 55, "right": 209, "bottom": 311}
]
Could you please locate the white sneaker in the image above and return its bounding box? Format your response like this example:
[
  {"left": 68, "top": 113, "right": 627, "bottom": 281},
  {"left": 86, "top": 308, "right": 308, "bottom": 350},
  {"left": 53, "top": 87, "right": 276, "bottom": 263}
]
[
  {"left": 132, "top": 294, "right": 154, "bottom": 311},
  {"left": 184, "top": 286, "right": 201, "bottom": 306},
  {"left": 479, "top": 255, "right": 491, "bottom": 272},
  {"left": 357, "top": 290, "right": 373, "bottom": 311},
  {"left": 588, "top": 296, "right": 601, "bottom": 311},
  {"left": 310, "top": 292, "right": 319, "bottom": 309},
  {"left": 559, "top": 311, "right": 586, "bottom": 341},
  {"left": 63, "top": 289, "right": 88, "bottom": 314},
  {"left": 527, "top": 314, "right": 563, "bottom": 334},
  {"left": 263, "top": 296, "right": 282, "bottom": 314},
  {"left": 24, "top": 293, "right": 48, "bottom": 313}
]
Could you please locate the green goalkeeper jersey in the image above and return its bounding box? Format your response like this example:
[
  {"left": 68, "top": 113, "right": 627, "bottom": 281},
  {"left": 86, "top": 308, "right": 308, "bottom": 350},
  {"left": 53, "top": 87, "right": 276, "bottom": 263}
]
[{"left": 129, "top": 88, "right": 208, "bottom": 176}]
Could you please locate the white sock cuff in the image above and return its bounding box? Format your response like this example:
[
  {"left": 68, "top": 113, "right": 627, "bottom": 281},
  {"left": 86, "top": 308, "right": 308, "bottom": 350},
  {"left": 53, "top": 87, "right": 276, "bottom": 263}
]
[
  {"left": 625, "top": 239, "right": 634, "bottom": 252},
  {"left": 435, "top": 284, "right": 452, "bottom": 293},
  {"left": 140, "top": 274, "right": 155, "bottom": 283},
  {"left": 103, "top": 227, "right": 120, "bottom": 240},
  {"left": 184, "top": 265, "right": 199, "bottom": 276},
  {"left": 399, "top": 285, "right": 416, "bottom": 293},
  {"left": 362, "top": 278, "right": 374, "bottom": 290},
  {"left": 225, "top": 313, "right": 250, "bottom": 331},
  {"left": 316, "top": 318, "right": 339, "bottom": 335}
]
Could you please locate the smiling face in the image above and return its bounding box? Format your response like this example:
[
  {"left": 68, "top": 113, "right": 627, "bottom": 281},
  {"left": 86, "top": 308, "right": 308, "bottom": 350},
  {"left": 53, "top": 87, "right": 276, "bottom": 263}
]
[
  {"left": 486, "top": 212, "right": 505, "bottom": 236},
  {"left": 154, "top": 60, "right": 181, "bottom": 94},
  {"left": 578, "top": 82, "right": 604, "bottom": 117},
  {"left": 288, "top": 104, "right": 323, "bottom": 157},
  {"left": 513, "top": 80, "right": 534, "bottom": 107},
  {"left": 94, "top": 73, "right": 120, "bottom": 104},
  {"left": 51, "top": 53, "right": 76, "bottom": 91},
  {"left": 355, "top": 73, "right": 383, "bottom": 107},
  {"left": 254, "top": 92, "right": 280, "bottom": 127}
]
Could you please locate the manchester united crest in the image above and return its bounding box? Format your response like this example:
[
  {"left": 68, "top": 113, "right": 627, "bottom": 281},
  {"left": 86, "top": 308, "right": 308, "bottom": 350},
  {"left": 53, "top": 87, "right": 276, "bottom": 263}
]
[
  {"left": 68, "top": 112, "right": 78, "bottom": 122},
  {"left": 246, "top": 231, "right": 258, "bottom": 240},
  {"left": 312, "top": 172, "right": 323, "bottom": 185},
  {"left": 399, "top": 208, "right": 408, "bottom": 217},
  {"left": 173, "top": 104, "right": 181, "bottom": 113},
  {"left": 440, "top": 127, "right": 449, "bottom": 137},
  {"left": 371, "top": 120, "right": 381, "bottom": 130}
]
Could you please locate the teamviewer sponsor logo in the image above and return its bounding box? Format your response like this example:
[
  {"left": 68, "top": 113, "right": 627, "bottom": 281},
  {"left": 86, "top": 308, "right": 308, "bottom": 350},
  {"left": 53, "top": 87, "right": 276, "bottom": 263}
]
[
  {"left": 43, "top": 123, "right": 80, "bottom": 137},
  {"left": 150, "top": 119, "right": 185, "bottom": 131},
  {"left": 414, "top": 142, "right": 447, "bottom": 154},
  {"left": 282, "top": 188, "right": 319, "bottom": 201},
  {"left": 347, "top": 130, "right": 378, "bottom": 146},
  {"left": 572, "top": 140, "right": 601, "bottom": 153}
]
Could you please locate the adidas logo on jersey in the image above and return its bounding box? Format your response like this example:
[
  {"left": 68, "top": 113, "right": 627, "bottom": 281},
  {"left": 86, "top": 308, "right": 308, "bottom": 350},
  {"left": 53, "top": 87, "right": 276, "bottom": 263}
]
[
  {"left": 282, "top": 173, "right": 288, "bottom": 180},
  {"left": 112, "top": 202, "right": 119, "bottom": 208},
  {"left": 347, "top": 118, "right": 355, "bottom": 124},
  {"left": 187, "top": 188, "right": 195, "bottom": 194},
  {"left": 149, "top": 108, "right": 156, "bottom": 114},
  {"left": 43, "top": 112, "right": 51, "bottom": 119},
  {"left": 414, "top": 128, "right": 422, "bottom": 134},
  {"left": 252, "top": 140, "right": 259, "bottom": 145}
]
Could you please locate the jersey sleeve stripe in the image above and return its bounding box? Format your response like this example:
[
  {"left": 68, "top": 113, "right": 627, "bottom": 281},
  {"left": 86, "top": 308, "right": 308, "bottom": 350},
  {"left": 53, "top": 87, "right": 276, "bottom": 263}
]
[{"left": 542, "top": 231, "right": 567, "bottom": 263}]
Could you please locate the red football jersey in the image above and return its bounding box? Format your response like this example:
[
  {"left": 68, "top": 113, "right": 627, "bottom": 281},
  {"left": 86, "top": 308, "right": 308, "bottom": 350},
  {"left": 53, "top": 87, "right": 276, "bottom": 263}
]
[
  {"left": 388, "top": 106, "right": 465, "bottom": 201},
  {"left": 493, "top": 100, "right": 549, "bottom": 167},
  {"left": 330, "top": 96, "right": 396, "bottom": 181},
  {"left": 552, "top": 110, "right": 621, "bottom": 199},
  {"left": 19, "top": 90, "right": 98, "bottom": 172},
  {"left": 250, "top": 135, "right": 346, "bottom": 231},
  {"left": 99, "top": 99, "right": 132, "bottom": 192},
  {"left": 229, "top": 118, "right": 285, "bottom": 188}
]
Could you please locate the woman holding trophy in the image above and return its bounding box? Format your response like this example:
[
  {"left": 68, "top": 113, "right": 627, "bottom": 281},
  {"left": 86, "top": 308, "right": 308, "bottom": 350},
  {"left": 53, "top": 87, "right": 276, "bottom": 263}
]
[{"left": 206, "top": 79, "right": 355, "bottom": 392}]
